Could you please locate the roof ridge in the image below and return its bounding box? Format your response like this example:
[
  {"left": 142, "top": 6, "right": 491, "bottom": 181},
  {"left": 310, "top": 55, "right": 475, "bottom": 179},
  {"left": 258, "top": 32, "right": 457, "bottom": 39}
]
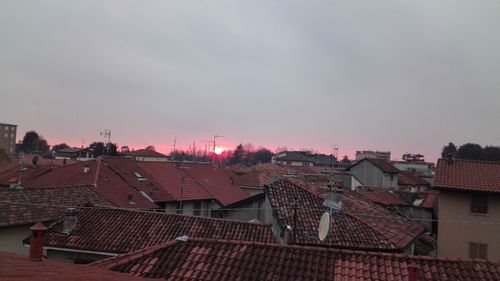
[
  {"left": 93, "top": 237, "right": 500, "bottom": 265},
  {"left": 80, "top": 206, "right": 273, "bottom": 226},
  {"left": 438, "top": 158, "right": 500, "bottom": 165},
  {"left": 90, "top": 239, "right": 180, "bottom": 269}
]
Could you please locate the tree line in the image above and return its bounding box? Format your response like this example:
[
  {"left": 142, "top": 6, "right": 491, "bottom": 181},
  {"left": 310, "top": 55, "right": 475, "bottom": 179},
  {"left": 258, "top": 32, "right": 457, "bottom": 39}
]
[{"left": 441, "top": 142, "right": 500, "bottom": 162}]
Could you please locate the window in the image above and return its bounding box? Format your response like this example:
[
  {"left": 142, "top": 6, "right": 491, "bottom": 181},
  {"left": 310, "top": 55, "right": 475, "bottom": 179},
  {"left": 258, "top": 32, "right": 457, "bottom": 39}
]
[
  {"left": 469, "top": 243, "right": 487, "bottom": 259},
  {"left": 471, "top": 194, "right": 488, "bottom": 214},
  {"left": 193, "top": 202, "right": 202, "bottom": 216}
]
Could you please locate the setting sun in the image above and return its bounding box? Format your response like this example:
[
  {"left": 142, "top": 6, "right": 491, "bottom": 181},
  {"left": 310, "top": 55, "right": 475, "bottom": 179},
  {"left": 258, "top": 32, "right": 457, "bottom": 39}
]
[{"left": 213, "top": 146, "right": 225, "bottom": 155}]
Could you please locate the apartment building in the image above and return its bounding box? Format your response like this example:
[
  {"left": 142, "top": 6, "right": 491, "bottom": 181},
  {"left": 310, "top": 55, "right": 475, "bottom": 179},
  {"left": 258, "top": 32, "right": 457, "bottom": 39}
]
[{"left": 0, "top": 123, "right": 17, "bottom": 156}]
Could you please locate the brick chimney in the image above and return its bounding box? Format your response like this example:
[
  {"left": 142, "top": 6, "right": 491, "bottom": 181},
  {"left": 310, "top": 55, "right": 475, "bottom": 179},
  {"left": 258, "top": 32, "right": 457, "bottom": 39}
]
[
  {"left": 29, "top": 221, "right": 47, "bottom": 261},
  {"left": 408, "top": 264, "right": 419, "bottom": 281}
]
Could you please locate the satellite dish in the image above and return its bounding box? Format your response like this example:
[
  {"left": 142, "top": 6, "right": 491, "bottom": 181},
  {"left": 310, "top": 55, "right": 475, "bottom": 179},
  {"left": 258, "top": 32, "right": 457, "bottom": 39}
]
[{"left": 318, "top": 212, "right": 331, "bottom": 241}]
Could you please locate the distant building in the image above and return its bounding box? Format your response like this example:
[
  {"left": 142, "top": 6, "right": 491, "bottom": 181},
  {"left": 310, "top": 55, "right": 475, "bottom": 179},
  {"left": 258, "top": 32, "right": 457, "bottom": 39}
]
[
  {"left": 348, "top": 158, "right": 399, "bottom": 188},
  {"left": 54, "top": 147, "right": 94, "bottom": 161},
  {"left": 124, "top": 149, "right": 169, "bottom": 162},
  {"left": 271, "top": 151, "right": 348, "bottom": 169},
  {"left": 355, "top": 150, "right": 391, "bottom": 161},
  {"left": 0, "top": 123, "right": 17, "bottom": 156},
  {"left": 393, "top": 160, "right": 435, "bottom": 184},
  {"left": 434, "top": 158, "right": 500, "bottom": 260}
]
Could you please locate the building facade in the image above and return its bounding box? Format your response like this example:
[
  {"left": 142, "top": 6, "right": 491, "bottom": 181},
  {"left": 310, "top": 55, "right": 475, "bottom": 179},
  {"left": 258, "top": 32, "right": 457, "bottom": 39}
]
[
  {"left": 348, "top": 158, "right": 399, "bottom": 188},
  {"left": 0, "top": 123, "right": 17, "bottom": 156},
  {"left": 434, "top": 158, "right": 500, "bottom": 261}
]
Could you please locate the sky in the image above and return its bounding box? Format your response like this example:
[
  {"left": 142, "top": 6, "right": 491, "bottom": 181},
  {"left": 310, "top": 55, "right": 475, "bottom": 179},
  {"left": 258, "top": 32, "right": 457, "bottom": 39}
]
[{"left": 1, "top": 1, "right": 500, "bottom": 162}]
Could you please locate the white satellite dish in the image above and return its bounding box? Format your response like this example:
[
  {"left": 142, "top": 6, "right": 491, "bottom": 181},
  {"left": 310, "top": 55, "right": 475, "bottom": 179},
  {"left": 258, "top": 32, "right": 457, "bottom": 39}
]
[{"left": 318, "top": 212, "right": 331, "bottom": 241}]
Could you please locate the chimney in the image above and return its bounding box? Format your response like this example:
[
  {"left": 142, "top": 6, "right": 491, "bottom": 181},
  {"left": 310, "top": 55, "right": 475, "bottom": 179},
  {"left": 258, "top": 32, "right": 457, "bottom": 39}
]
[
  {"left": 282, "top": 225, "right": 292, "bottom": 244},
  {"left": 83, "top": 164, "right": 91, "bottom": 174},
  {"left": 62, "top": 208, "right": 77, "bottom": 235},
  {"left": 408, "top": 264, "right": 419, "bottom": 281},
  {"left": 29, "top": 222, "right": 47, "bottom": 261}
]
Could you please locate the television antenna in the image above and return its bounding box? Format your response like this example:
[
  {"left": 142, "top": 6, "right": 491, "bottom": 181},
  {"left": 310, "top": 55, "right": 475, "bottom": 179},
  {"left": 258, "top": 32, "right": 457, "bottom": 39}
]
[
  {"left": 100, "top": 129, "right": 111, "bottom": 144},
  {"left": 213, "top": 134, "right": 224, "bottom": 151},
  {"left": 171, "top": 137, "right": 177, "bottom": 153}
]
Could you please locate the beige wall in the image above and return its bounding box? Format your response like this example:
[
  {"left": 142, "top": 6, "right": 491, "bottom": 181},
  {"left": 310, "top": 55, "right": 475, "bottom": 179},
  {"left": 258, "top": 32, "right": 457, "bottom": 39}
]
[
  {"left": 438, "top": 191, "right": 500, "bottom": 261},
  {"left": 0, "top": 225, "right": 32, "bottom": 255},
  {"left": 350, "top": 160, "right": 397, "bottom": 188}
]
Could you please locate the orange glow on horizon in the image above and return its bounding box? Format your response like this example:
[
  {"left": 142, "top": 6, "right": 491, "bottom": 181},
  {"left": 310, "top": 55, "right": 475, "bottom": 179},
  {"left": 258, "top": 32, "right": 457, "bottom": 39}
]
[{"left": 214, "top": 146, "right": 225, "bottom": 155}]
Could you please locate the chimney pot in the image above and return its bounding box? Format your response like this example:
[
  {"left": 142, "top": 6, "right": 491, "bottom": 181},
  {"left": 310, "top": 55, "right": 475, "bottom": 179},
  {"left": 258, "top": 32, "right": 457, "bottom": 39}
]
[
  {"left": 29, "top": 222, "right": 47, "bottom": 261},
  {"left": 63, "top": 208, "right": 77, "bottom": 235}
]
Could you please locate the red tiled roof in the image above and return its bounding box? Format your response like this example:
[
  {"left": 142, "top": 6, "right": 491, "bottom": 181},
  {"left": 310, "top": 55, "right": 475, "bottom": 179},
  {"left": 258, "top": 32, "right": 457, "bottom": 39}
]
[
  {"left": 0, "top": 186, "right": 112, "bottom": 227},
  {"left": 350, "top": 158, "right": 400, "bottom": 174},
  {"left": 0, "top": 163, "right": 52, "bottom": 186},
  {"left": 42, "top": 207, "right": 275, "bottom": 254},
  {"left": 182, "top": 163, "right": 250, "bottom": 205},
  {"left": 434, "top": 158, "right": 500, "bottom": 193},
  {"left": 359, "top": 188, "right": 438, "bottom": 210},
  {"left": 103, "top": 157, "right": 174, "bottom": 202},
  {"left": 138, "top": 162, "right": 249, "bottom": 206},
  {"left": 359, "top": 190, "right": 408, "bottom": 206},
  {"left": 0, "top": 251, "right": 148, "bottom": 281},
  {"left": 23, "top": 161, "right": 159, "bottom": 209},
  {"left": 265, "top": 178, "right": 425, "bottom": 251},
  {"left": 93, "top": 238, "right": 500, "bottom": 281},
  {"left": 125, "top": 149, "right": 168, "bottom": 158},
  {"left": 398, "top": 171, "right": 430, "bottom": 186}
]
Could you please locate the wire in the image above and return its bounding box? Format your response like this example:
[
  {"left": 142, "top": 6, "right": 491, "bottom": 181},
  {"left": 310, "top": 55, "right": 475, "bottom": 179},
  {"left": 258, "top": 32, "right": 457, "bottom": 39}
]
[{"left": 2, "top": 199, "right": 500, "bottom": 225}]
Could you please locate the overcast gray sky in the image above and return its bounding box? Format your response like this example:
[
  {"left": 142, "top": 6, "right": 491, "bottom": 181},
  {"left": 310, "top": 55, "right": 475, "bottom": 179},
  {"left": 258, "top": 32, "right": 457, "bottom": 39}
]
[{"left": 1, "top": 1, "right": 500, "bottom": 161}]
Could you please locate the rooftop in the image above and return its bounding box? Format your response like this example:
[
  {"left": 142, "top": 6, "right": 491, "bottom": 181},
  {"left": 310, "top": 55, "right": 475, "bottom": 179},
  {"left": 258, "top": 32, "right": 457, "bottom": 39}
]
[
  {"left": 42, "top": 207, "right": 275, "bottom": 254},
  {"left": 434, "top": 158, "right": 500, "bottom": 193},
  {"left": 0, "top": 186, "right": 112, "bottom": 227},
  {"left": 93, "top": 237, "right": 500, "bottom": 281},
  {"left": 22, "top": 160, "right": 160, "bottom": 209},
  {"left": 265, "top": 178, "right": 425, "bottom": 251},
  {"left": 124, "top": 149, "right": 169, "bottom": 158},
  {"left": 0, "top": 251, "right": 148, "bottom": 281},
  {"left": 350, "top": 158, "right": 400, "bottom": 174},
  {"left": 137, "top": 161, "right": 250, "bottom": 206}
]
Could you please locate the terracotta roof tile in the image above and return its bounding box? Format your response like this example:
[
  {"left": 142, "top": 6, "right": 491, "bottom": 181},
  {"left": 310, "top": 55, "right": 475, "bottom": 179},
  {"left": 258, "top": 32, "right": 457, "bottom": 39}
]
[
  {"left": 0, "top": 251, "right": 148, "bottom": 281},
  {"left": 398, "top": 171, "right": 431, "bottom": 186},
  {"left": 0, "top": 186, "right": 112, "bottom": 227},
  {"left": 359, "top": 190, "right": 408, "bottom": 206},
  {"left": 265, "top": 178, "right": 425, "bottom": 251},
  {"left": 93, "top": 238, "right": 500, "bottom": 281},
  {"left": 22, "top": 161, "right": 159, "bottom": 209},
  {"left": 434, "top": 158, "right": 500, "bottom": 193},
  {"left": 103, "top": 157, "right": 174, "bottom": 202},
  {"left": 42, "top": 207, "right": 275, "bottom": 254},
  {"left": 137, "top": 162, "right": 249, "bottom": 206}
]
